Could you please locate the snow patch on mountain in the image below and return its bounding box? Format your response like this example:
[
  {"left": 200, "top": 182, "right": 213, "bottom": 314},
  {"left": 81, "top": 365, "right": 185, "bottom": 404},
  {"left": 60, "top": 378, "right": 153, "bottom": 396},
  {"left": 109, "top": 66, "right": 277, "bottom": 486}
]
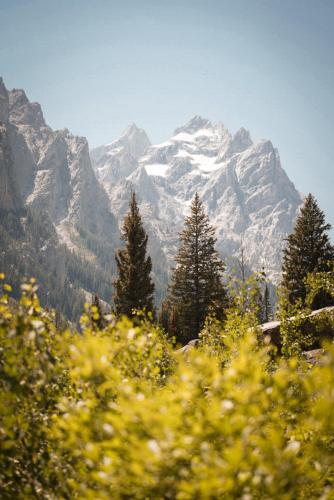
[{"left": 144, "top": 163, "right": 169, "bottom": 177}]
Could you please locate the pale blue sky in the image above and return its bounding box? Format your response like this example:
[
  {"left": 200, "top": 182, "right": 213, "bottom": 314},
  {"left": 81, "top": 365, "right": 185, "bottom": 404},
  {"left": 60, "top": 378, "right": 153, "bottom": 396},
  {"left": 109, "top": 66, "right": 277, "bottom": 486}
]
[{"left": 0, "top": 0, "right": 333, "bottom": 232}]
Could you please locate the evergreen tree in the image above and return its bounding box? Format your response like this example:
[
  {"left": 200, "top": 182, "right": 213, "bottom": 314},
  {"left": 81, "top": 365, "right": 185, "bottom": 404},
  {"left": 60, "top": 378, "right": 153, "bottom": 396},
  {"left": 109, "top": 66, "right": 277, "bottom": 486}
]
[
  {"left": 166, "top": 193, "right": 228, "bottom": 344},
  {"left": 257, "top": 269, "right": 272, "bottom": 324},
  {"left": 260, "top": 283, "right": 272, "bottom": 323},
  {"left": 282, "top": 193, "right": 334, "bottom": 309},
  {"left": 158, "top": 298, "right": 170, "bottom": 333},
  {"left": 113, "top": 193, "right": 155, "bottom": 317},
  {"left": 158, "top": 298, "right": 180, "bottom": 341}
]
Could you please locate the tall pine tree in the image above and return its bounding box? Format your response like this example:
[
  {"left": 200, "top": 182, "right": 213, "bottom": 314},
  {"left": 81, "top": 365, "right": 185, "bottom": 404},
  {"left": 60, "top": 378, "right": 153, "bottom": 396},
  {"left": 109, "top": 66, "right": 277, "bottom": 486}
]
[
  {"left": 113, "top": 192, "right": 155, "bottom": 317},
  {"left": 282, "top": 193, "right": 334, "bottom": 309},
  {"left": 260, "top": 283, "right": 272, "bottom": 323},
  {"left": 166, "top": 193, "right": 228, "bottom": 344}
]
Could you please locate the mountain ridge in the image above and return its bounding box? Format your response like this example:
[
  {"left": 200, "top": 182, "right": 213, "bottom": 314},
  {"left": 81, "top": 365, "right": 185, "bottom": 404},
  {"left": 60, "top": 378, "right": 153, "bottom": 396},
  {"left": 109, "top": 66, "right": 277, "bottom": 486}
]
[{"left": 92, "top": 115, "right": 302, "bottom": 285}]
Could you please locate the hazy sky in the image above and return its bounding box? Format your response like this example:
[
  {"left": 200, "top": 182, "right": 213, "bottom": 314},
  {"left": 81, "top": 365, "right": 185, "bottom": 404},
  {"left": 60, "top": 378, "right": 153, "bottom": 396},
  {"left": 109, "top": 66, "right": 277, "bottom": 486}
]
[{"left": 0, "top": 0, "right": 333, "bottom": 231}]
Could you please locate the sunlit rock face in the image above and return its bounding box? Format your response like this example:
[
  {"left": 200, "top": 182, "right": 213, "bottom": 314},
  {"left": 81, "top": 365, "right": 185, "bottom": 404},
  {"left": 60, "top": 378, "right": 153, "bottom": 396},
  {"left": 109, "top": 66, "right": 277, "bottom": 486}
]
[{"left": 1, "top": 80, "right": 118, "bottom": 253}]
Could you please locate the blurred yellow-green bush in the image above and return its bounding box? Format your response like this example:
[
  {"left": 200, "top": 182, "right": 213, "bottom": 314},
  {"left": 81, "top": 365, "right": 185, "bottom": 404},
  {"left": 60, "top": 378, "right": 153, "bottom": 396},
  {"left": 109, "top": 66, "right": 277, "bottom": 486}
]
[{"left": 0, "top": 276, "right": 334, "bottom": 499}]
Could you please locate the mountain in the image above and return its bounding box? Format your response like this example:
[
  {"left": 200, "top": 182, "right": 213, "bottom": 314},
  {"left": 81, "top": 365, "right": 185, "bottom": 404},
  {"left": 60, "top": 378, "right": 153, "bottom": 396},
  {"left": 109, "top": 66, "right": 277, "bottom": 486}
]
[
  {"left": 0, "top": 75, "right": 302, "bottom": 317},
  {"left": 92, "top": 115, "right": 302, "bottom": 287},
  {"left": 91, "top": 123, "right": 151, "bottom": 184},
  {"left": 0, "top": 78, "right": 119, "bottom": 320},
  {"left": 8, "top": 85, "right": 118, "bottom": 250}
]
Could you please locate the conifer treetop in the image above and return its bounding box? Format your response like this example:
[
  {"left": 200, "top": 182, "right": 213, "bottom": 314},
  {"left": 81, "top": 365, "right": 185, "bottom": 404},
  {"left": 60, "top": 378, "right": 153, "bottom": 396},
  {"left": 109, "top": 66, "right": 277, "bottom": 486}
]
[
  {"left": 167, "top": 192, "right": 228, "bottom": 344},
  {"left": 282, "top": 193, "right": 334, "bottom": 308},
  {"left": 113, "top": 192, "right": 155, "bottom": 317}
]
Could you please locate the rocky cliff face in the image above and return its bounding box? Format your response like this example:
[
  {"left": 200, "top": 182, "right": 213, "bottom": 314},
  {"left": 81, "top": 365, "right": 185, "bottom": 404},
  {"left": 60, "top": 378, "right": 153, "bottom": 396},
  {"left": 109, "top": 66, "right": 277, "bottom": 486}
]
[
  {"left": 0, "top": 78, "right": 24, "bottom": 212},
  {"left": 92, "top": 115, "right": 302, "bottom": 284},
  {"left": 0, "top": 78, "right": 119, "bottom": 319},
  {"left": 6, "top": 85, "right": 118, "bottom": 252}
]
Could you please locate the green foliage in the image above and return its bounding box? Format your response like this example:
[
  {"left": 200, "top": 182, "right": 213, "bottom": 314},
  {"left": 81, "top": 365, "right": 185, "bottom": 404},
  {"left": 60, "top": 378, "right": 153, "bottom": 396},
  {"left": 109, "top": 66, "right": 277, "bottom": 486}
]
[
  {"left": 0, "top": 277, "right": 72, "bottom": 497},
  {"left": 0, "top": 207, "right": 114, "bottom": 323},
  {"left": 53, "top": 321, "right": 334, "bottom": 499},
  {"left": 76, "top": 224, "right": 116, "bottom": 275},
  {"left": 79, "top": 307, "right": 174, "bottom": 388},
  {"left": 1, "top": 277, "right": 334, "bottom": 498},
  {"left": 279, "top": 265, "right": 334, "bottom": 357},
  {"left": 279, "top": 292, "right": 311, "bottom": 357},
  {"left": 166, "top": 192, "right": 228, "bottom": 345},
  {"left": 305, "top": 263, "right": 334, "bottom": 309},
  {"left": 259, "top": 282, "right": 273, "bottom": 323},
  {"left": 282, "top": 193, "right": 334, "bottom": 309},
  {"left": 90, "top": 293, "right": 106, "bottom": 330},
  {"left": 199, "top": 273, "right": 266, "bottom": 363},
  {"left": 113, "top": 192, "right": 155, "bottom": 317}
]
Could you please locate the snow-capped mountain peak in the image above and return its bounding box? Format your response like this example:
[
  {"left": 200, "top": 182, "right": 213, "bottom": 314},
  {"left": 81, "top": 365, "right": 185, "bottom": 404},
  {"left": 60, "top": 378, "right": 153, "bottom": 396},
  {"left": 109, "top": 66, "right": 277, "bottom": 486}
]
[
  {"left": 174, "top": 115, "right": 212, "bottom": 135},
  {"left": 91, "top": 118, "right": 302, "bottom": 284},
  {"left": 90, "top": 123, "right": 151, "bottom": 183},
  {"left": 116, "top": 122, "right": 151, "bottom": 157}
]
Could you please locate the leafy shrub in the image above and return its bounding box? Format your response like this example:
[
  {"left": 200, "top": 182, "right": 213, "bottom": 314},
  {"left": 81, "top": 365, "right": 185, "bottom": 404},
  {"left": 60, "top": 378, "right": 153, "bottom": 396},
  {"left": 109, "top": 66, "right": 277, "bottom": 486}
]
[
  {"left": 0, "top": 277, "right": 72, "bottom": 497},
  {"left": 305, "top": 264, "right": 334, "bottom": 309},
  {"left": 0, "top": 276, "right": 334, "bottom": 499},
  {"left": 53, "top": 330, "right": 334, "bottom": 499},
  {"left": 279, "top": 266, "right": 334, "bottom": 357},
  {"left": 199, "top": 274, "right": 265, "bottom": 363}
]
